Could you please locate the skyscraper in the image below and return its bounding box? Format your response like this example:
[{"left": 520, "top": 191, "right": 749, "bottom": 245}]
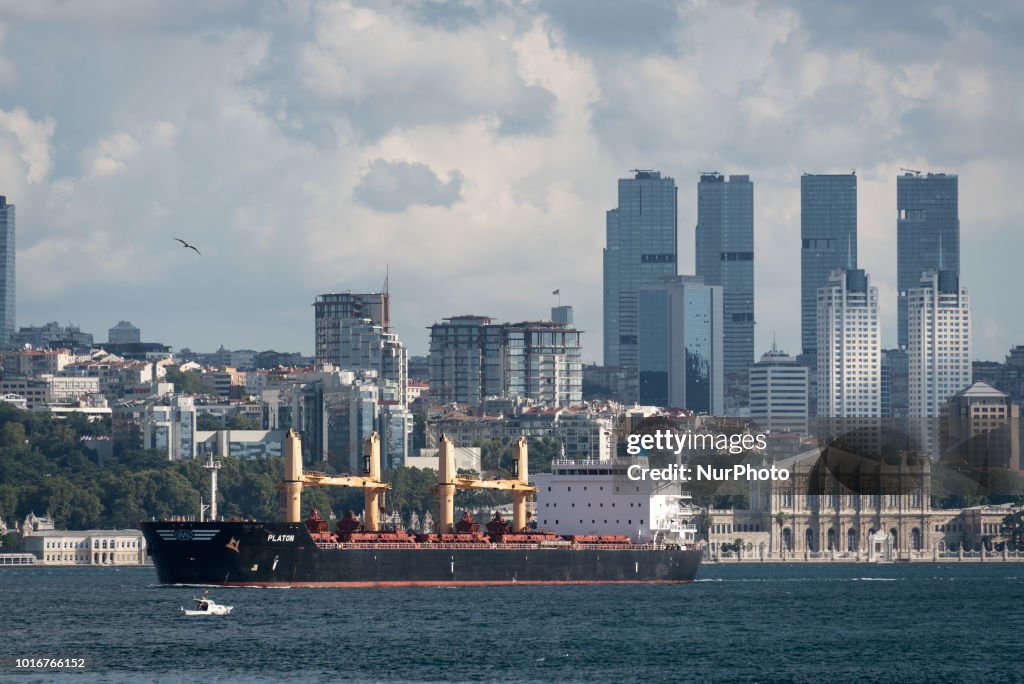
[
  {"left": 897, "top": 172, "right": 959, "bottom": 349},
  {"left": 907, "top": 270, "right": 971, "bottom": 456},
  {"left": 603, "top": 170, "right": 678, "bottom": 375},
  {"left": 696, "top": 172, "right": 754, "bottom": 405},
  {"left": 638, "top": 276, "right": 723, "bottom": 414},
  {"left": 0, "top": 196, "right": 14, "bottom": 348},
  {"left": 801, "top": 173, "right": 857, "bottom": 363},
  {"left": 816, "top": 268, "right": 880, "bottom": 418}
]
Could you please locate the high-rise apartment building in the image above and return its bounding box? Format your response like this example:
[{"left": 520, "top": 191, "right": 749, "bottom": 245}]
[
  {"left": 313, "top": 291, "right": 406, "bottom": 402},
  {"left": 696, "top": 173, "right": 754, "bottom": 404},
  {"left": 429, "top": 316, "right": 582, "bottom": 407},
  {"left": 801, "top": 174, "right": 857, "bottom": 363},
  {"left": 336, "top": 317, "right": 407, "bottom": 401},
  {"left": 313, "top": 292, "right": 390, "bottom": 366},
  {"left": 749, "top": 345, "right": 809, "bottom": 434},
  {"left": 907, "top": 270, "right": 971, "bottom": 456},
  {"left": 637, "top": 276, "right": 723, "bottom": 414},
  {"left": 816, "top": 268, "right": 880, "bottom": 418},
  {"left": 0, "top": 196, "right": 14, "bottom": 348},
  {"left": 603, "top": 170, "right": 678, "bottom": 374},
  {"left": 897, "top": 172, "right": 959, "bottom": 349}
]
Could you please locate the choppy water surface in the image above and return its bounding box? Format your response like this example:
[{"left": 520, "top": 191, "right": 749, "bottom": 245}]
[{"left": 2, "top": 563, "right": 1021, "bottom": 683}]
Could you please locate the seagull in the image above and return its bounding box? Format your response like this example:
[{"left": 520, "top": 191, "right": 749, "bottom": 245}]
[{"left": 173, "top": 237, "right": 201, "bottom": 255}]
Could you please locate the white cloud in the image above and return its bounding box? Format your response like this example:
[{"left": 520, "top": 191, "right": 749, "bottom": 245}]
[
  {"left": 0, "top": 106, "right": 54, "bottom": 184},
  {"left": 0, "top": 0, "right": 1019, "bottom": 363}
]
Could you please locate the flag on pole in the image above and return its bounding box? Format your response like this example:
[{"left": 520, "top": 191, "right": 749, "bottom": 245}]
[{"left": 552, "top": 289, "right": 560, "bottom": 295}]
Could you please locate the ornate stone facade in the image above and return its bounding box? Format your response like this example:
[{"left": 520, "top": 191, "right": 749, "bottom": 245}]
[{"left": 706, "top": 448, "right": 1017, "bottom": 560}]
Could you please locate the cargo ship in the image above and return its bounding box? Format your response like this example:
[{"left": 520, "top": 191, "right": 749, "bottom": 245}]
[{"left": 140, "top": 431, "right": 702, "bottom": 587}]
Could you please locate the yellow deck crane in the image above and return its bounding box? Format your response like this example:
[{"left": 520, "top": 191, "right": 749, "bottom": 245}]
[
  {"left": 280, "top": 429, "right": 390, "bottom": 531},
  {"left": 435, "top": 434, "right": 537, "bottom": 533}
]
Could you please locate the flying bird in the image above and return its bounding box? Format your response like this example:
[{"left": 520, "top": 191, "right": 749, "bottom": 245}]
[{"left": 174, "top": 237, "right": 201, "bottom": 255}]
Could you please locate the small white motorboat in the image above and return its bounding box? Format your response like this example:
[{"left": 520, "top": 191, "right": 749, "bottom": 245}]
[{"left": 181, "top": 594, "right": 233, "bottom": 616}]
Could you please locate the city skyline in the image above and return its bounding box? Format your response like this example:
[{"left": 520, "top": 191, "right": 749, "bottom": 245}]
[{"left": 0, "top": 3, "right": 1021, "bottom": 362}]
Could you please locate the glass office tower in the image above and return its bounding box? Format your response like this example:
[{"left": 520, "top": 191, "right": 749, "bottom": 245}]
[
  {"left": 603, "top": 170, "right": 678, "bottom": 375},
  {"left": 800, "top": 173, "right": 857, "bottom": 364},
  {"left": 897, "top": 171, "right": 959, "bottom": 349},
  {"left": 638, "top": 276, "right": 723, "bottom": 414},
  {"left": 696, "top": 172, "right": 754, "bottom": 406},
  {"left": 0, "top": 196, "right": 13, "bottom": 349}
]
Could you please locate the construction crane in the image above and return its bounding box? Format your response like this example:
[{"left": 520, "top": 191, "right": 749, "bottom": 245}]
[
  {"left": 435, "top": 434, "right": 537, "bottom": 534},
  {"left": 279, "top": 429, "right": 390, "bottom": 531}
]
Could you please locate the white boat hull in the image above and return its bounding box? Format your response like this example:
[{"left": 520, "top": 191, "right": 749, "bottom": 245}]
[{"left": 181, "top": 600, "right": 233, "bottom": 616}]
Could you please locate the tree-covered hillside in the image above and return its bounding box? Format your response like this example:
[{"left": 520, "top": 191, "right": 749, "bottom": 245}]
[{"left": 0, "top": 404, "right": 444, "bottom": 530}]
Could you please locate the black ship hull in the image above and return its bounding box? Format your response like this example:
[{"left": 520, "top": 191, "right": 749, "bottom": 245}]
[{"left": 140, "top": 522, "right": 702, "bottom": 587}]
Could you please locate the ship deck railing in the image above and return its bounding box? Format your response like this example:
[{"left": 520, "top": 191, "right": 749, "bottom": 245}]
[{"left": 313, "top": 542, "right": 669, "bottom": 551}]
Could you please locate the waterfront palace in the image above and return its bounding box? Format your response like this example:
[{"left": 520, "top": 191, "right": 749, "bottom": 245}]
[
  {"left": 705, "top": 448, "right": 1016, "bottom": 561},
  {"left": 12, "top": 512, "right": 147, "bottom": 566}
]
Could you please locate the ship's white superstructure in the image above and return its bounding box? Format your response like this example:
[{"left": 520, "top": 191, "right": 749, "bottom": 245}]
[{"left": 534, "top": 459, "right": 698, "bottom": 544}]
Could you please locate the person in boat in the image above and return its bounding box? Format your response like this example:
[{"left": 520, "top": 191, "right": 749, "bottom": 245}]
[{"left": 194, "top": 589, "right": 211, "bottom": 611}]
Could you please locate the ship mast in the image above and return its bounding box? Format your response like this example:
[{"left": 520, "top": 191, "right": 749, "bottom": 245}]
[{"left": 203, "top": 457, "right": 223, "bottom": 522}]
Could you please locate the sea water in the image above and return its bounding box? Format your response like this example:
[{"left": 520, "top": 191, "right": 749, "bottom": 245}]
[{"left": 1, "top": 563, "right": 1021, "bottom": 683}]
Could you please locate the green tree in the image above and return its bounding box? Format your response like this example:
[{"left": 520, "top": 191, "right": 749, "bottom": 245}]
[
  {"left": 1001, "top": 511, "right": 1024, "bottom": 550},
  {"left": 226, "top": 413, "right": 260, "bottom": 430},
  {"left": 163, "top": 367, "right": 216, "bottom": 395},
  {"left": 196, "top": 413, "right": 223, "bottom": 431}
]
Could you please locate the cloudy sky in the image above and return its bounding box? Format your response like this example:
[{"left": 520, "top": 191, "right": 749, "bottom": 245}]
[{"left": 0, "top": 0, "right": 1021, "bottom": 362}]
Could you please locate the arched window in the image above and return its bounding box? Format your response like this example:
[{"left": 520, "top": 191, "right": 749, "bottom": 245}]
[
  {"left": 847, "top": 527, "right": 857, "bottom": 552},
  {"left": 805, "top": 528, "right": 815, "bottom": 552},
  {"left": 911, "top": 528, "right": 922, "bottom": 551},
  {"left": 889, "top": 528, "right": 899, "bottom": 550},
  {"left": 782, "top": 528, "right": 792, "bottom": 551},
  {"left": 827, "top": 528, "right": 837, "bottom": 551}
]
